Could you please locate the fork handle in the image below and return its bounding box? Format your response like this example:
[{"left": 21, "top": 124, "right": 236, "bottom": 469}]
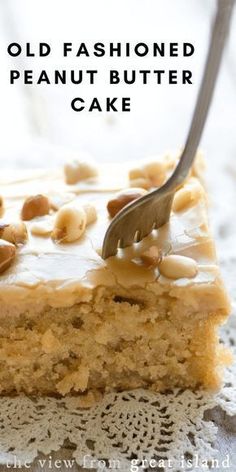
[{"left": 167, "top": 0, "right": 235, "bottom": 190}]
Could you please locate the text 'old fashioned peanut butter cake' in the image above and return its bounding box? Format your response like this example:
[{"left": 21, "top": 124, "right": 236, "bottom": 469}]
[{"left": 0, "top": 152, "right": 231, "bottom": 399}]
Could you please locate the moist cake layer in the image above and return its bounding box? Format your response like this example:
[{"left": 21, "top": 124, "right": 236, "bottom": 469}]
[{"left": 0, "top": 152, "right": 231, "bottom": 397}]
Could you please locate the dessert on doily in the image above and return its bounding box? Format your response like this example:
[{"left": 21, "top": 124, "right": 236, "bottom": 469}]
[{"left": 0, "top": 152, "right": 231, "bottom": 398}]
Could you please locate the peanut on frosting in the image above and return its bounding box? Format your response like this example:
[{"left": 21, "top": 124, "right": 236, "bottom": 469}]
[
  {"left": 107, "top": 188, "right": 147, "bottom": 218},
  {"left": 159, "top": 254, "right": 198, "bottom": 279},
  {"left": 52, "top": 202, "right": 97, "bottom": 243},
  {"left": 83, "top": 203, "right": 97, "bottom": 225},
  {"left": 129, "top": 168, "right": 145, "bottom": 180},
  {"left": 173, "top": 179, "right": 204, "bottom": 212},
  {"left": 64, "top": 158, "right": 98, "bottom": 184},
  {"left": 30, "top": 215, "right": 55, "bottom": 237},
  {"left": 21, "top": 194, "right": 50, "bottom": 221},
  {"left": 143, "top": 161, "right": 166, "bottom": 187},
  {"left": 0, "top": 239, "right": 16, "bottom": 274},
  {"left": 129, "top": 178, "right": 150, "bottom": 190},
  {"left": 0, "top": 196, "right": 3, "bottom": 214},
  {"left": 0, "top": 222, "right": 28, "bottom": 245},
  {"left": 140, "top": 246, "right": 161, "bottom": 268},
  {"left": 129, "top": 158, "right": 167, "bottom": 189}
]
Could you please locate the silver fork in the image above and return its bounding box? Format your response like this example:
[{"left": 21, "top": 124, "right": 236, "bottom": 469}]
[{"left": 102, "top": 0, "right": 235, "bottom": 259}]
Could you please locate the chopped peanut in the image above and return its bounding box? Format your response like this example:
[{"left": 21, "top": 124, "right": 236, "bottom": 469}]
[
  {"left": 129, "top": 158, "right": 167, "bottom": 189},
  {"left": 107, "top": 188, "right": 147, "bottom": 218},
  {"left": 64, "top": 159, "right": 98, "bottom": 184},
  {"left": 0, "top": 196, "right": 3, "bottom": 215},
  {"left": 83, "top": 203, "right": 97, "bottom": 225},
  {"left": 143, "top": 160, "right": 166, "bottom": 187},
  {"left": 129, "top": 168, "right": 145, "bottom": 181},
  {"left": 173, "top": 180, "right": 204, "bottom": 212},
  {"left": 52, "top": 203, "right": 87, "bottom": 243},
  {"left": 0, "top": 239, "right": 16, "bottom": 274},
  {"left": 159, "top": 255, "right": 198, "bottom": 279},
  {"left": 21, "top": 195, "right": 50, "bottom": 221},
  {"left": 30, "top": 215, "right": 55, "bottom": 237},
  {"left": 0, "top": 222, "right": 28, "bottom": 245},
  {"left": 140, "top": 246, "right": 161, "bottom": 267},
  {"left": 129, "top": 178, "right": 150, "bottom": 190}
]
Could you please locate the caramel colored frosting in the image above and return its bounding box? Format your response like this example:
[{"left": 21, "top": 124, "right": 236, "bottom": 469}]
[{"left": 0, "top": 156, "right": 226, "bottom": 309}]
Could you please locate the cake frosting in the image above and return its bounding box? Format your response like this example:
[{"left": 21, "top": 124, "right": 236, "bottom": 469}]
[
  {"left": 0, "top": 153, "right": 231, "bottom": 396},
  {"left": 0, "top": 155, "right": 229, "bottom": 311}
]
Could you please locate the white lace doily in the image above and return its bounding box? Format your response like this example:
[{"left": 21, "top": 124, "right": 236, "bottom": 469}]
[{"left": 0, "top": 159, "right": 235, "bottom": 472}]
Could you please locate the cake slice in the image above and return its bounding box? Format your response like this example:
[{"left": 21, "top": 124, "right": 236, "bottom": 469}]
[{"left": 0, "top": 152, "right": 231, "bottom": 398}]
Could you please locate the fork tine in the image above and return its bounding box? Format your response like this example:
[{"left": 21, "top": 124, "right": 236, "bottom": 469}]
[
  {"left": 122, "top": 232, "right": 136, "bottom": 247},
  {"left": 134, "top": 230, "right": 141, "bottom": 243},
  {"left": 103, "top": 232, "right": 119, "bottom": 258},
  {"left": 118, "top": 238, "right": 124, "bottom": 248},
  {"left": 102, "top": 190, "right": 173, "bottom": 259}
]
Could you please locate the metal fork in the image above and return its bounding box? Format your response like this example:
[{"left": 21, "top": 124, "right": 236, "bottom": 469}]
[{"left": 102, "top": 0, "right": 235, "bottom": 259}]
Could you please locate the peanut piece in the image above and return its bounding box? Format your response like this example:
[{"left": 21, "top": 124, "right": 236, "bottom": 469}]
[
  {"left": 83, "top": 203, "right": 97, "bottom": 225},
  {"left": 30, "top": 215, "right": 55, "bottom": 237},
  {"left": 140, "top": 246, "right": 161, "bottom": 267},
  {"left": 0, "top": 239, "right": 16, "bottom": 274},
  {"left": 129, "top": 168, "right": 145, "bottom": 180},
  {"left": 21, "top": 194, "right": 50, "bottom": 221},
  {"left": 0, "top": 196, "right": 3, "bottom": 214},
  {"left": 159, "top": 255, "right": 198, "bottom": 279},
  {"left": 64, "top": 159, "right": 98, "bottom": 184},
  {"left": 107, "top": 188, "right": 147, "bottom": 218},
  {"left": 129, "top": 158, "right": 166, "bottom": 189},
  {"left": 173, "top": 180, "right": 203, "bottom": 212},
  {"left": 52, "top": 204, "right": 87, "bottom": 243},
  {"left": 143, "top": 160, "right": 166, "bottom": 187},
  {"left": 0, "top": 222, "right": 28, "bottom": 244},
  {"left": 129, "top": 178, "right": 150, "bottom": 190}
]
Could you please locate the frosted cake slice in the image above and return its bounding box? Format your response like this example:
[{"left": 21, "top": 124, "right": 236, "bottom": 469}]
[{"left": 0, "top": 152, "right": 231, "bottom": 399}]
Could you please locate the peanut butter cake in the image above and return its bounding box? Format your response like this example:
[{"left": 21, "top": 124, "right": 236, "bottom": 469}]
[{"left": 0, "top": 153, "right": 231, "bottom": 398}]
